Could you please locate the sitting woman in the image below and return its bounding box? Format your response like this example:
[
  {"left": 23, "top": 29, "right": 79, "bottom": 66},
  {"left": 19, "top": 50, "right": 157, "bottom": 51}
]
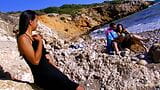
[
  {"left": 115, "top": 24, "right": 149, "bottom": 52},
  {"left": 17, "top": 10, "right": 84, "bottom": 90}
]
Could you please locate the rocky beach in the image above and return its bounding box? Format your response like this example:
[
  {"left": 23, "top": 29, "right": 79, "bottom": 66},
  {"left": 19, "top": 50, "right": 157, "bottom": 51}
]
[{"left": 0, "top": 1, "right": 160, "bottom": 90}]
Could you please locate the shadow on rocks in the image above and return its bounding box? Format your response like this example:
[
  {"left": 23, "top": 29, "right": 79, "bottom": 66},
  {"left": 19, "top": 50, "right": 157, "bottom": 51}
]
[
  {"left": 0, "top": 65, "right": 12, "bottom": 80},
  {"left": 0, "top": 65, "right": 43, "bottom": 90}
]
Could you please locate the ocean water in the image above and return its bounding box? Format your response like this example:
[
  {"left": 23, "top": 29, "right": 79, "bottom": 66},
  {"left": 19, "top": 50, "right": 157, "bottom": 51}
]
[{"left": 90, "top": 3, "right": 160, "bottom": 39}]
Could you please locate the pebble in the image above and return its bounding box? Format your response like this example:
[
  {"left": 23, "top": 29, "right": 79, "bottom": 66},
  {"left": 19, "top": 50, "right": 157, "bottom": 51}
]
[{"left": 138, "top": 60, "right": 148, "bottom": 65}]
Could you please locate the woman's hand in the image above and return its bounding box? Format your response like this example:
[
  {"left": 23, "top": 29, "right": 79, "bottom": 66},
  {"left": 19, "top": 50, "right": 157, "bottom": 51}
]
[
  {"left": 45, "top": 54, "right": 57, "bottom": 67},
  {"left": 32, "top": 34, "right": 42, "bottom": 42}
]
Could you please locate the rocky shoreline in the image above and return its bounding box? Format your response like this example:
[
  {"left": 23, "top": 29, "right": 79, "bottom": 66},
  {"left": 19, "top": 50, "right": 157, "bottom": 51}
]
[
  {"left": 138, "top": 29, "right": 160, "bottom": 49},
  {"left": 0, "top": 3, "right": 160, "bottom": 89},
  {"left": 47, "top": 29, "right": 160, "bottom": 90}
]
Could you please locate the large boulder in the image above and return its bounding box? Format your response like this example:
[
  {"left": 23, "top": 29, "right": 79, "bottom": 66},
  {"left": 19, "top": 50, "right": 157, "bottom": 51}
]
[
  {"left": 0, "top": 14, "right": 19, "bottom": 37},
  {"left": 0, "top": 39, "right": 34, "bottom": 83},
  {"left": 0, "top": 17, "right": 34, "bottom": 83},
  {"left": 148, "top": 43, "right": 160, "bottom": 63},
  {"left": 0, "top": 80, "right": 42, "bottom": 90}
]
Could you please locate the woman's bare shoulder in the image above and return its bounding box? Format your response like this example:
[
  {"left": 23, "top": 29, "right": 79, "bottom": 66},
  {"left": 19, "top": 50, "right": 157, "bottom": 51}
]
[
  {"left": 17, "top": 34, "right": 33, "bottom": 54},
  {"left": 18, "top": 34, "right": 26, "bottom": 40},
  {"left": 17, "top": 34, "right": 30, "bottom": 44}
]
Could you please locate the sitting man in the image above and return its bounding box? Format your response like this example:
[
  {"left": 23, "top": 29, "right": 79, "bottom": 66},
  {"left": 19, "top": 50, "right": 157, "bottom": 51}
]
[{"left": 105, "top": 23, "right": 120, "bottom": 55}]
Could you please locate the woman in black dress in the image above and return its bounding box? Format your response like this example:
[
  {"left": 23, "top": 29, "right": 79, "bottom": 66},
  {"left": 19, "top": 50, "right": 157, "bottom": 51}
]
[{"left": 17, "top": 10, "right": 84, "bottom": 90}]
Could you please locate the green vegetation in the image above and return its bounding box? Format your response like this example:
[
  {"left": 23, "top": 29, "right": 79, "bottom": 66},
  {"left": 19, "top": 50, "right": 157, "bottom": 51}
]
[
  {"left": 39, "top": 4, "right": 87, "bottom": 15},
  {"left": 39, "top": 3, "right": 104, "bottom": 15},
  {"left": 38, "top": 1, "right": 135, "bottom": 15},
  {"left": 111, "top": 0, "right": 125, "bottom": 3}
]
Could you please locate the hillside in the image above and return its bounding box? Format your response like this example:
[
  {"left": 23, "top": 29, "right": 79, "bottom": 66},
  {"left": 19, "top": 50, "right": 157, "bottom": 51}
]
[{"left": 1, "top": 1, "right": 160, "bottom": 90}]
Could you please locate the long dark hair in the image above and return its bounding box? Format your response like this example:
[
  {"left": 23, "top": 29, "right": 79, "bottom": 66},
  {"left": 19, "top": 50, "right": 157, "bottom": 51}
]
[
  {"left": 116, "top": 24, "right": 125, "bottom": 33},
  {"left": 18, "top": 10, "right": 37, "bottom": 37}
]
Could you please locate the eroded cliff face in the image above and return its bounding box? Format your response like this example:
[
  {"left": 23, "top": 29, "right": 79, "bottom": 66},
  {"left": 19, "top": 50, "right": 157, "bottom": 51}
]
[{"left": 38, "top": 1, "right": 152, "bottom": 40}]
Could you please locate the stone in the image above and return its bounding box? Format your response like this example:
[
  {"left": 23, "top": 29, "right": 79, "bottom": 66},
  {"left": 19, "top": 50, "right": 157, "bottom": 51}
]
[
  {"left": 137, "top": 54, "right": 145, "bottom": 59},
  {"left": 131, "top": 56, "right": 140, "bottom": 61},
  {"left": 138, "top": 60, "right": 148, "bottom": 65},
  {"left": 0, "top": 41, "right": 33, "bottom": 83},
  {"left": 120, "top": 50, "right": 130, "bottom": 57},
  {"left": 0, "top": 80, "right": 42, "bottom": 90},
  {"left": 148, "top": 43, "right": 160, "bottom": 63}
]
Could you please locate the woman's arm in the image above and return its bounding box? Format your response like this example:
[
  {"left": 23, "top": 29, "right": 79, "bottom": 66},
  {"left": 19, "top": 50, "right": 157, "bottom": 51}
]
[
  {"left": 18, "top": 35, "right": 43, "bottom": 65},
  {"left": 123, "top": 28, "right": 130, "bottom": 34}
]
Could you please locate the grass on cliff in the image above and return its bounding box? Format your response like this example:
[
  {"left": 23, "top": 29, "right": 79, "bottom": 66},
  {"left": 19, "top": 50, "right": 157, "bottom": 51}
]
[
  {"left": 38, "top": 2, "right": 116, "bottom": 15},
  {"left": 38, "top": 3, "right": 103, "bottom": 15},
  {"left": 38, "top": 1, "right": 132, "bottom": 15}
]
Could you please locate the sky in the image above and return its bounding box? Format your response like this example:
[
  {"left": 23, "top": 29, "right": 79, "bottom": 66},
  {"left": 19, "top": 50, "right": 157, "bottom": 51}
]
[{"left": 0, "top": 0, "right": 106, "bottom": 12}]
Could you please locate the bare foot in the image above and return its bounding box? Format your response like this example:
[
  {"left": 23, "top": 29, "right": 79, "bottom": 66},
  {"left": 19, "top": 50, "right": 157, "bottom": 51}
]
[
  {"left": 76, "top": 85, "right": 85, "bottom": 90},
  {"left": 115, "top": 51, "right": 121, "bottom": 55}
]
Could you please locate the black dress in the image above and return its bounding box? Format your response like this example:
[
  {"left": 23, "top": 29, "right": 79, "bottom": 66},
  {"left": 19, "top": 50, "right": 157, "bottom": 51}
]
[{"left": 23, "top": 41, "right": 79, "bottom": 90}]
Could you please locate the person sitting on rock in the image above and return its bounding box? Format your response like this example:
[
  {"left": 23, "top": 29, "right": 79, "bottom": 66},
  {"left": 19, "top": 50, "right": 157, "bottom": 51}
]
[
  {"left": 114, "top": 24, "right": 149, "bottom": 52},
  {"left": 105, "top": 23, "right": 120, "bottom": 55},
  {"left": 17, "top": 10, "right": 84, "bottom": 90}
]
